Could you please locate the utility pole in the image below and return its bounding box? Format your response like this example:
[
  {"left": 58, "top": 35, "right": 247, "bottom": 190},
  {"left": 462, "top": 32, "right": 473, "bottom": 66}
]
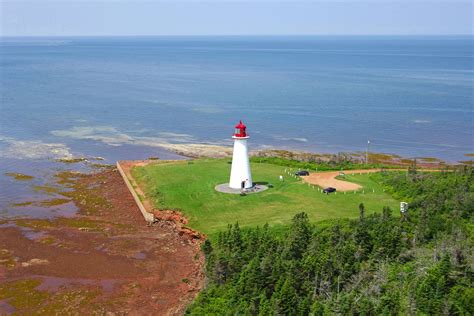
[{"left": 366, "top": 139, "right": 370, "bottom": 165}]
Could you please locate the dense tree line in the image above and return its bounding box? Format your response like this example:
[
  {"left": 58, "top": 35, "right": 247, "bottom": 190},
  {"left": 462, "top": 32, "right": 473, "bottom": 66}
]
[{"left": 187, "top": 167, "right": 473, "bottom": 315}]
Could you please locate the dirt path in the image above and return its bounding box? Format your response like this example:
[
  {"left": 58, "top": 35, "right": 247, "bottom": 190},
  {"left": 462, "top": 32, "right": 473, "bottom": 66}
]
[
  {"left": 301, "top": 168, "right": 444, "bottom": 191},
  {"left": 0, "top": 168, "right": 204, "bottom": 315},
  {"left": 301, "top": 169, "right": 401, "bottom": 191}
]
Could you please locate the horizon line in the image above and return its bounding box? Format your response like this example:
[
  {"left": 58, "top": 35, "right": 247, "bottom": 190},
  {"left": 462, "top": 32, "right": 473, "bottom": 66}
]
[{"left": 1, "top": 34, "right": 473, "bottom": 38}]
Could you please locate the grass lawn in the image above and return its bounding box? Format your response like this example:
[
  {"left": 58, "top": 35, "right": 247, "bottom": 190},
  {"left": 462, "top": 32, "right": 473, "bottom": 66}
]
[{"left": 132, "top": 159, "right": 399, "bottom": 236}]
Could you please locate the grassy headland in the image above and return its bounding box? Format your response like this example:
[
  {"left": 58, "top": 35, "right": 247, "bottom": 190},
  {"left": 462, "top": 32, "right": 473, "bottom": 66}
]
[{"left": 132, "top": 159, "right": 399, "bottom": 236}]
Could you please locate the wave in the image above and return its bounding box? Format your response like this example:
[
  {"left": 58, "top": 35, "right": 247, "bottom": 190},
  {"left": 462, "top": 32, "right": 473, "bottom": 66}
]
[
  {"left": 0, "top": 136, "right": 73, "bottom": 160},
  {"left": 50, "top": 126, "right": 196, "bottom": 147}
]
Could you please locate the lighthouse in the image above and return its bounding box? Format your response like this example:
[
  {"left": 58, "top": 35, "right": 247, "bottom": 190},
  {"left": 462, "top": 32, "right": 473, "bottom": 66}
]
[
  {"left": 215, "top": 120, "right": 267, "bottom": 194},
  {"left": 229, "top": 120, "right": 253, "bottom": 190}
]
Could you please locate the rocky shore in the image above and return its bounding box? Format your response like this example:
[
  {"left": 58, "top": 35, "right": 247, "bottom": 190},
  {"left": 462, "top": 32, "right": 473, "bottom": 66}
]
[
  {"left": 158, "top": 143, "right": 450, "bottom": 168},
  {"left": 0, "top": 167, "right": 204, "bottom": 315},
  {"left": 0, "top": 147, "right": 455, "bottom": 314}
]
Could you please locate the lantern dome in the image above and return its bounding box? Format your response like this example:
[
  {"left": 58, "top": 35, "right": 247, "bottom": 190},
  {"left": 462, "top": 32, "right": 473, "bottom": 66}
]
[{"left": 233, "top": 120, "right": 248, "bottom": 138}]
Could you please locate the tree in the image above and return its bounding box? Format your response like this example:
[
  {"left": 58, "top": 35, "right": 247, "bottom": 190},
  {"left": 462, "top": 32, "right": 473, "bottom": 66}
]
[
  {"left": 274, "top": 277, "right": 298, "bottom": 315},
  {"left": 202, "top": 239, "right": 213, "bottom": 257},
  {"left": 284, "top": 212, "right": 311, "bottom": 260},
  {"left": 231, "top": 222, "right": 243, "bottom": 252},
  {"left": 415, "top": 255, "right": 451, "bottom": 314},
  {"left": 448, "top": 285, "right": 474, "bottom": 315},
  {"left": 408, "top": 159, "right": 417, "bottom": 175},
  {"left": 382, "top": 206, "right": 392, "bottom": 221},
  {"left": 359, "top": 203, "right": 365, "bottom": 221},
  {"left": 258, "top": 294, "right": 272, "bottom": 316}
]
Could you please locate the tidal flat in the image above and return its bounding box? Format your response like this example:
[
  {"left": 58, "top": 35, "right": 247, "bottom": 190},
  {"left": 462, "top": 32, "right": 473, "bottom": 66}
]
[{"left": 0, "top": 168, "right": 204, "bottom": 314}]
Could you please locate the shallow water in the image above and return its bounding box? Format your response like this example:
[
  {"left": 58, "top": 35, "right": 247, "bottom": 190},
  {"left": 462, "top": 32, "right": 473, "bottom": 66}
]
[
  {"left": 1, "top": 36, "right": 473, "bottom": 218},
  {"left": 35, "top": 276, "right": 118, "bottom": 293}
]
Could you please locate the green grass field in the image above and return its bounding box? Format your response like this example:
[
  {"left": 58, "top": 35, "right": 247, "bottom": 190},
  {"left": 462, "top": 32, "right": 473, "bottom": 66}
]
[{"left": 132, "top": 159, "right": 399, "bottom": 235}]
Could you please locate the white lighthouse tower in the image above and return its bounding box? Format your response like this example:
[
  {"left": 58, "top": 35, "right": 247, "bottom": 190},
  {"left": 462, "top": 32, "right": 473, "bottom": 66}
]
[{"left": 229, "top": 120, "right": 253, "bottom": 190}]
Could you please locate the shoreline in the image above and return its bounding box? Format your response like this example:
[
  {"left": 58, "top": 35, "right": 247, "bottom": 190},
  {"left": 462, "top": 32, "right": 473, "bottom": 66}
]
[
  {"left": 0, "top": 147, "right": 466, "bottom": 314},
  {"left": 153, "top": 143, "right": 467, "bottom": 167},
  {"left": 117, "top": 160, "right": 205, "bottom": 241},
  {"left": 0, "top": 167, "right": 205, "bottom": 314}
]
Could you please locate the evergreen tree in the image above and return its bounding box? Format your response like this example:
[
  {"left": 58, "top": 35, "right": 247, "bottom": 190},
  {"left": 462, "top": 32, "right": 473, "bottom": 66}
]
[
  {"left": 284, "top": 212, "right": 312, "bottom": 260},
  {"left": 258, "top": 294, "right": 272, "bottom": 316},
  {"left": 202, "top": 239, "right": 213, "bottom": 256},
  {"left": 275, "top": 277, "right": 298, "bottom": 315},
  {"left": 359, "top": 203, "right": 365, "bottom": 221},
  {"left": 415, "top": 255, "right": 452, "bottom": 314}
]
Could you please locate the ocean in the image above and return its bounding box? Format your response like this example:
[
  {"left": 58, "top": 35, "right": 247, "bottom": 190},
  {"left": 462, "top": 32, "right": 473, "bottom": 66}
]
[{"left": 1, "top": 36, "right": 473, "bottom": 218}]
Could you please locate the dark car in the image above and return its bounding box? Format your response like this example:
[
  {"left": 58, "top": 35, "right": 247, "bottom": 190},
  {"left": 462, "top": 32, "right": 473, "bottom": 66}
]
[
  {"left": 323, "top": 187, "right": 336, "bottom": 194},
  {"left": 295, "top": 170, "right": 309, "bottom": 176}
]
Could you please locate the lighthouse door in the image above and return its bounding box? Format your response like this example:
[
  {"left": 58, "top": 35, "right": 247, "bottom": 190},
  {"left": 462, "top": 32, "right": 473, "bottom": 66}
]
[{"left": 241, "top": 181, "right": 245, "bottom": 189}]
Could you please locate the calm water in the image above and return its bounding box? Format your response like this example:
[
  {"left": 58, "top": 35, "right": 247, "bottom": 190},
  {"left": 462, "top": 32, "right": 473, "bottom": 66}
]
[{"left": 1, "top": 36, "right": 473, "bottom": 218}]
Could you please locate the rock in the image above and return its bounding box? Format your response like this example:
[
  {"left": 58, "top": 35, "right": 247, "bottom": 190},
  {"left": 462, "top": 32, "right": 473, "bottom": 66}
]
[{"left": 21, "top": 258, "right": 49, "bottom": 267}]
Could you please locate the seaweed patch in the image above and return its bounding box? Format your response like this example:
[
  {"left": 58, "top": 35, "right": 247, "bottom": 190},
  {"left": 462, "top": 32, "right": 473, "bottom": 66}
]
[
  {"left": 56, "top": 158, "right": 88, "bottom": 164},
  {"left": 5, "top": 173, "right": 34, "bottom": 181}
]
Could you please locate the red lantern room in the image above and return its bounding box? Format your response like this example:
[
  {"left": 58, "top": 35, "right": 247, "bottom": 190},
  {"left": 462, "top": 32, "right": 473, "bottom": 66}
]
[{"left": 233, "top": 120, "right": 247, "bottom": 138}]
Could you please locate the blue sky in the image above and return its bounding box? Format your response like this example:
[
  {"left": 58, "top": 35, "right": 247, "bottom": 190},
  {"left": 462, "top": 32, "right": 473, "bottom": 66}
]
[{"left": 1, "top": 0, "right": 472, "bottom": 36}]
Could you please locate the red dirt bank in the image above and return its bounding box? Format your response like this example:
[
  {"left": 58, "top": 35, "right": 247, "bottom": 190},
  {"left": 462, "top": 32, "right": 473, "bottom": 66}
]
[
  {"left": 118, "top": 160, "right": 204, "bottom": 241},
  {"left": 0, "top": 168, "right": 204, "bottom": 315}
]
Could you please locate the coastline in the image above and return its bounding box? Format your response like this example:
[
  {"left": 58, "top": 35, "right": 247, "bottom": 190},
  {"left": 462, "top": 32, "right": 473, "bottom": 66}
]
[
  {"left": 117, "top": 159, "right": 205, "bottom": 241},
  {"left": 0, "top": 167, "right": 204, "bottom": 314},
  {"left": 1, "top": 32, "right": 472, "bottom": 315},
  {"left": 154, "top": 143, "right": 456, "bottom": 169},
  {"left": 0, "top": 147, "right": 464, "bottom": 314}
]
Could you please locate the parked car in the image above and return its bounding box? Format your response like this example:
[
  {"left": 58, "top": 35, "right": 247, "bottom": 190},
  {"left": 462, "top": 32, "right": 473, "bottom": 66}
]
[
  {"left": 323, "top": 187, "right": 336, "bottom": 194},
  {"left": 295, "top": 170, "right": 309, "bottom": 176}
]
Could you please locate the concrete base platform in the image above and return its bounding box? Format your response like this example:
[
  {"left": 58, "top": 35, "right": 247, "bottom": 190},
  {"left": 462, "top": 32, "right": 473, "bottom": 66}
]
[{"left": 215, "top": 183, "right": 269, "bottom": 194}]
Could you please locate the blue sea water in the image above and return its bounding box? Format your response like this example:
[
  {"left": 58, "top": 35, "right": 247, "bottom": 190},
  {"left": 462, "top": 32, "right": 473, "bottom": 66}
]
[{"left": 0, "top": 36, "right": 473, "bottom": 217}]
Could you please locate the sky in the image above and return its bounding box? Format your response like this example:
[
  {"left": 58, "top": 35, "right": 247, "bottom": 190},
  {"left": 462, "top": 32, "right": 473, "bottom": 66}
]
[{"left": 1, "top": 0, "right": 472, "bottom": 36}]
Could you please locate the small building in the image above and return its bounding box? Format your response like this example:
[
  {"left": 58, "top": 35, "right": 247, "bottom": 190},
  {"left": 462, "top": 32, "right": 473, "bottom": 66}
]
[{"left": 400, "top": 202, "right": 408, "bottom": 213}]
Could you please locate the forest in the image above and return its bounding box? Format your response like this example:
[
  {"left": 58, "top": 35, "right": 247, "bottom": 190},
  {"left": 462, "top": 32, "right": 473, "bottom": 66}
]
[{"left": 187, "top": 167, "right": 473, "bottom": 315}]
